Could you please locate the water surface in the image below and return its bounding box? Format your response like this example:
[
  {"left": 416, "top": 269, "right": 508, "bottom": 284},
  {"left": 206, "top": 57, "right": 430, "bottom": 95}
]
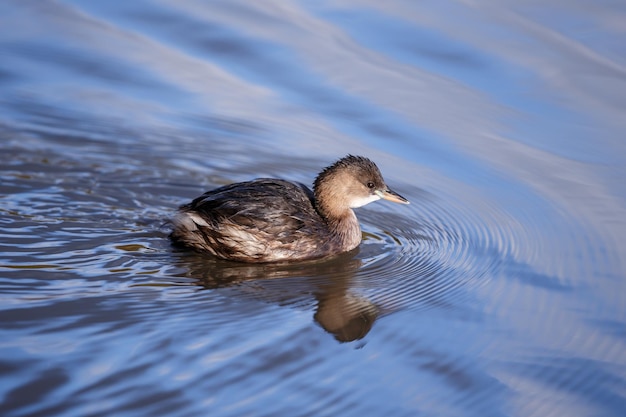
[{"left": 1, "top": 1, "right": 625, "bottom": 416}]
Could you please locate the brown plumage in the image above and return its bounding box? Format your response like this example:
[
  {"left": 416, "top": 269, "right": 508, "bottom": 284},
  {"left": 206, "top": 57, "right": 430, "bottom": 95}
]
[{"left": 170, "top": 155, "right": 409, "bottom": 263}]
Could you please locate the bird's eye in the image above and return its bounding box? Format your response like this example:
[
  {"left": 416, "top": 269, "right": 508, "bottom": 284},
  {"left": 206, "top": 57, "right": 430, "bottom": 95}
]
[{"left": 367, "top": 182, "right": 375, "bottom": 189}]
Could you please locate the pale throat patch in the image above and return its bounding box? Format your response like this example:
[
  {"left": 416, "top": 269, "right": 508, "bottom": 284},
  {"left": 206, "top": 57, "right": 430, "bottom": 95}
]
[{"left": 349, "top": 193, "right": 380, "bottom": 208}]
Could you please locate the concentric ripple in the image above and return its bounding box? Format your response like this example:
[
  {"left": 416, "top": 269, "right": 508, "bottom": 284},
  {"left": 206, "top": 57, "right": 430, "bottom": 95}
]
[
  {"left": 349, "top": 190, "right": 505, "bottom": 314},
  {"left": 346, "top": 178, "right": 615, "bottom": 325}
]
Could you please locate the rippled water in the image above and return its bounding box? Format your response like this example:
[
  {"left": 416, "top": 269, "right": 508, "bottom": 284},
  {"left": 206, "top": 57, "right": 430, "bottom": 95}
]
[{"left": 1, "top": 1, "right": 626, "bottom": 416}]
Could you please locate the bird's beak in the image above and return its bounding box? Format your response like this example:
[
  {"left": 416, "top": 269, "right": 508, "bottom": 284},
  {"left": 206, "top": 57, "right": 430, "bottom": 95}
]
[{"left": 375, "top": 188, "right": 410, "bottom": 204}]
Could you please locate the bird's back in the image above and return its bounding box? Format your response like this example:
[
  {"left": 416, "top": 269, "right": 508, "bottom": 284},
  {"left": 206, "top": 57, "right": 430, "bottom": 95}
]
[{"left": 170, "top": 179, "right": 337, "bottom": 262}]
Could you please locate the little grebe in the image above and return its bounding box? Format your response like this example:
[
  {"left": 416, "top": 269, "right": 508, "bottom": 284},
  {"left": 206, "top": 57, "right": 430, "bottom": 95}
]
[{"left": 170, "top": 155, "right": 409, "bottom": 263}]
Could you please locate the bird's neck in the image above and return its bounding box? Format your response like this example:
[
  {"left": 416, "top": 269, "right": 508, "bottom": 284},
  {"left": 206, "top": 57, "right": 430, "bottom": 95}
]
[
  {"left": 323, "top": 208, "right": 362, "bottom": 252},
  {"left": 314, "top": 179, "right": 362, "bottom": 251}
]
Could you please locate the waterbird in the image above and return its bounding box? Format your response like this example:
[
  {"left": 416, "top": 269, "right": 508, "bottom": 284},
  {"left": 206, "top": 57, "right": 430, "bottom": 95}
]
[{"left": 170, "top": 155, "right": 409, "bottom": 262}]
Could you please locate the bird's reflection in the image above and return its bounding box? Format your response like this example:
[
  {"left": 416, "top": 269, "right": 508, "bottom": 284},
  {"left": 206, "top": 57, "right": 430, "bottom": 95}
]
[
  {"left": 313, "top": 278, "right": 378, "bottom": 342},
  {"left": 173, "top": 249, "right": 379, "bottom": 342}
]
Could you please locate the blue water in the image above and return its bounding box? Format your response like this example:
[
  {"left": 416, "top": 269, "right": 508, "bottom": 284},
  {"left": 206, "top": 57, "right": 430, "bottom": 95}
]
[{"left": 1, "top": 1, "right": 625, "bottom": 416}]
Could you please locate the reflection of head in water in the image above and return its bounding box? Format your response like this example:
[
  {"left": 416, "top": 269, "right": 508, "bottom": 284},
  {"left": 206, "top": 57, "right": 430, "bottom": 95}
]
[
  {"left": 314, "top": 293, "right": 378, "bottom": 343},
  {"left": 174, "top": 250, "right": 379, "bottom": 342}
]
